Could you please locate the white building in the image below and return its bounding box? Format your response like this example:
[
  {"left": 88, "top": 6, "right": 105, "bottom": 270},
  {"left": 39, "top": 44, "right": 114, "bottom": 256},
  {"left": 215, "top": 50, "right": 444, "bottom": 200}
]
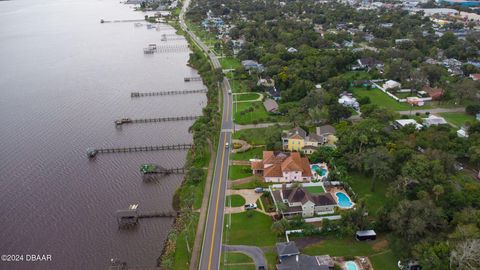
[{"left": 383, "top": 80, "right": 401, "bottom": 89}]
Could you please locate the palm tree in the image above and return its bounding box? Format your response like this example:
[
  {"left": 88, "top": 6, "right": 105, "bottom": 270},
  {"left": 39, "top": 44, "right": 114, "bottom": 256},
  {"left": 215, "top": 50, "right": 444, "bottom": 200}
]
[{"left": 432, "top": 185, "right": 444, "bottom": 201}]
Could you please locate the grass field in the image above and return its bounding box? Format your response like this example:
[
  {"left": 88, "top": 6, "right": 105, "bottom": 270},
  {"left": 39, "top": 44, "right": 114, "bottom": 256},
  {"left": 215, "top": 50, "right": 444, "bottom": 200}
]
[
  {"left": 304, "top": 185, "right": 326, "bottom": 194},
  {"left": 220, "top": 57, "right": 242, "bottom": 70},
  {"left": 439, "top": 112, "right": 476, "bottom": 127},
  {"left": 233, "top": 126, "right": 287, "bottom": 145},
  {"left": 345, "top": 172, "right": 388, "bottom": 217},
  {"left": 231, "top": 147, "right": 264, "bottom": 160},
  {"left": 223, "top": 211, "right": 278, "bottom": 246},
  {"left": 232, "top": 179, "right": 271, "bottom": 190},
  {"left": 226, "top": 194, "right": 246, "bottom": 207},
  {"left": 302, "top": 236, "right": 397, "bottom": 270},
  {"left": 229, "top": 165, "right": 252, "bottom": 180},
  {"left": 234, "top": 102, "right": 271, "bottom": 124},
  {"left": 234, "top": 92, "right": 261, "bottom": 102},
  {"left": 227, "top": 77, "right": 251, "bottom": 93},
  {"left": 352, "top": 87, "right": 414, "bottom": 111},
  {"left": 172, "top": 212, "right": 199, "bottom": 270},
  {"left": 220, "top": 251, "right": 255, "bottom": 270}
]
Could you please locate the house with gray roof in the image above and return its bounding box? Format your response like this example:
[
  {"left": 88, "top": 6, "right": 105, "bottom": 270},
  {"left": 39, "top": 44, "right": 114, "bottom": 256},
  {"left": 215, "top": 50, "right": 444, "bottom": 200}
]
[
  {"left": 272, "top": 186, "right": 337, "bottom": 217},
  {"left": 276, "top": 242, "right": 334, "bottom": 270}
]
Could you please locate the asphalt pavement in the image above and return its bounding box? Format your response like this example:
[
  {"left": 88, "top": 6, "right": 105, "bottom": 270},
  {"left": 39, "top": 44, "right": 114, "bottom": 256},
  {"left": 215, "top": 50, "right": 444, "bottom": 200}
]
[{"left": 179, "top": 2, "right": 234, "bottom": 269}]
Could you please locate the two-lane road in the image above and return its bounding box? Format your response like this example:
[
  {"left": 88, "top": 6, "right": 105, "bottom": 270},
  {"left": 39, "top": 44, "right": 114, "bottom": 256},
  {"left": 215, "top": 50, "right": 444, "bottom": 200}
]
[{"left": 179, "top": 2, "right": 233, "bottom": 269}]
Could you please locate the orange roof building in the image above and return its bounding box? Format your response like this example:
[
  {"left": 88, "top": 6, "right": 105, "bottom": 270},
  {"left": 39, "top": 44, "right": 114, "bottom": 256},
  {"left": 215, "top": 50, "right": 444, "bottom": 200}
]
[
  {"left": 422, "top": 86, "right": 444, "bottom": 100},
  {"left": 251, "top": 151, "right": 313, "bottom": 182}
]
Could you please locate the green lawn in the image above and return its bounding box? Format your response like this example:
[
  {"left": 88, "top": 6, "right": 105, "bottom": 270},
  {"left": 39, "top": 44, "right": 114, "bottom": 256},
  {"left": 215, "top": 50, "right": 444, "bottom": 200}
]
[
  {"left": 227, "top": 77, "right": 251, "bottom": 93},
  {"left": 229, "top": 165, "right": 252, "bottom": 180},
  {"left": 233, "top": 125, "right": 287, "bottom": 145},
  {"left": 352, "top": 87, "right": 414, "bottom": 111},
  {"left": 234, "top": 102, "right": 272, "bottom": 124},
  {"left": 302, "top": 236, "right": 397, "bottom": 270},
  {"left": 304, "top": 185, "right": 326, "bottom": 194},
  {"left": 370, "top": 250, "right": 398, "bottom": 270},
  {"left": 231, "top": 147, "right": 264, "bottom": 160},
  {"left": 234, "top": 92, "right": 261, "bottom": 102},
  {"left": 172, "top": 213, "right": 199, "bottom": 270},
  {"left": 232, "top": 179, "right": 271, "bottom": 190},
  {"left": 221, "top": 252, "right": 254, "bottom": 264},
  {"left": 223, "top": 211, "right": 278, "bottom": 246},
  {"left": 345, "top": 172, "right": 388, "bottom": 217},
  {"left": 220, "top": 57, "right": 242, "bottom": 70},
  {"left": 439, "top": 112, "right": 476, "bottom": 127},
  {"left": 264, "top": 251, "right": 278, "bottom": 270},
  {"left": 226, "top": 194, "right": 246, "bottom": 207}
]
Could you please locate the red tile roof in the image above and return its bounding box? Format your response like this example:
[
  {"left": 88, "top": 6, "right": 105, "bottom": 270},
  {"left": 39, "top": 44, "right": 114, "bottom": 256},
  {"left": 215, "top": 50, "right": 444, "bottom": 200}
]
[{"left": 255, "top": 151, "right": 312, "bottom": 178}]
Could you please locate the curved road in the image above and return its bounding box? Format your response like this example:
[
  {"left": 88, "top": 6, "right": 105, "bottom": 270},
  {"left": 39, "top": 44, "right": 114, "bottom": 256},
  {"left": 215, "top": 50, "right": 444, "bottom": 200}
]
[{"left": 179, "top": 2, "right": 233, "bottom": 270}]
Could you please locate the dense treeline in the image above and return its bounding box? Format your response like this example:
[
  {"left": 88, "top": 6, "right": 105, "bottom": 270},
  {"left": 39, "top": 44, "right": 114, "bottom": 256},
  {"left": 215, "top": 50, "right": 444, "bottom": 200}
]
[{"left": 186, "top": 0, "right": 480, "bottom": 268}]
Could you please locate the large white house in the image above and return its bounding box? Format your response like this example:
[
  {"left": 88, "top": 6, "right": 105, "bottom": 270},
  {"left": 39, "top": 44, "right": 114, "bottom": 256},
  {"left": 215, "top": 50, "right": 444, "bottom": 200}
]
[{"left": 251, "top": 151, "right": 313, "bottom": 182}]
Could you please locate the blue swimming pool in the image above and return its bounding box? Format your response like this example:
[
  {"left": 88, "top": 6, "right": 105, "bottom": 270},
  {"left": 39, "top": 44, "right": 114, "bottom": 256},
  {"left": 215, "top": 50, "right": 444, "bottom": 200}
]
[
  {"left": 312, "top": 165, "right": 327, "bottom": 176},
  {"left": 336, "top": 192, "right": 353, "bottom": 208},
  {"left": 346, "top": 261, "right": 358, "bottom": 270}
]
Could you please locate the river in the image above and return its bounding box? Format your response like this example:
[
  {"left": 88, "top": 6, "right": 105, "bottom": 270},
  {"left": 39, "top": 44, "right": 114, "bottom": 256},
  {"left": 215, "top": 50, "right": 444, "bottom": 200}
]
[{"left": 0, "top": 0, "right": 205, "bottom": 269}]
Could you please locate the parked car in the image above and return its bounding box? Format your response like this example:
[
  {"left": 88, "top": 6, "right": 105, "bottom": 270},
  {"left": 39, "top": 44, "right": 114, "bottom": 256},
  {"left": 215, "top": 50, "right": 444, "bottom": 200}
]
[
  {"left": 244, "top": 203, "right": 257, "bottom": 210},
  {"left": 228, "top": 90, "right": 232, "bottom": 95},
  {"left": 254, "top": 187, "right": 264, "bottom": 193}
]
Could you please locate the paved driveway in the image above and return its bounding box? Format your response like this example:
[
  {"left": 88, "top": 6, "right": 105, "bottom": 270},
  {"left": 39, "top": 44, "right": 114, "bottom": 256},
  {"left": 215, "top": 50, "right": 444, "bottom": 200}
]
[
  {"left": 223, "top": 245, "right": 268, "bottom": 269},
  {"left": 225, "top": 189, "right": 262, "bottom": 213}
]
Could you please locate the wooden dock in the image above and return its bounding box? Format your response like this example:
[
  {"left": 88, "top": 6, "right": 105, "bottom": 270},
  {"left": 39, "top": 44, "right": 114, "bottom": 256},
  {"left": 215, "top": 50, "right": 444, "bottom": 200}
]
[
  {"left": 101, "top": 19, "right": 145, "bottom": 24},
  {"left": 87, "top": 144, "right": 193, "bottom": 158},
  {"left": 130, "top": 89, "right": 207, "bottom": 97},
  {"left": 114, "top": 115, "right": 200, "bottom": 125},
  {"left": 184, "top": 76, "right": 202, "bottom": 82},
  {"left": 138, "top": 211, "right": 177, "bottom": 218},
  {"left": 155, "top": 44, "right": 190, "bottom": 53}
]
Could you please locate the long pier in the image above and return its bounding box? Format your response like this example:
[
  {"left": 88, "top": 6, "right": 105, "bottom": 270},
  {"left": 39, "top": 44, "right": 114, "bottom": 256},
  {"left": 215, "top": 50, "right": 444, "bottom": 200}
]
[
  {"left": 87, "top": 144, "right": 193, "bottom": 158},
  {"left": 130, "top": 88, "right": 207, "bottom": 97},
  {"left": 114, "top": 115, "right": 200, "bottom": 125},
  {"left": 138, "top": 211, "right": 177, "bottom": 218},
  {"left": 184, "top": 76, "right": 202, "bottom": 82},
  {"left": 101, "top": 19, "right": 144, "bottom": 23},
  {"left": 154, "top": 44, "right": 190, "bottom": 53}
]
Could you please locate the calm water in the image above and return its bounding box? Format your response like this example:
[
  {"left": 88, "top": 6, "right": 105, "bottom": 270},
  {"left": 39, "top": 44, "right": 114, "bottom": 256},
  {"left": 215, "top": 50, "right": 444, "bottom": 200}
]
[{"left": 0, "top": 0, "right": 206, "bottom": 269}]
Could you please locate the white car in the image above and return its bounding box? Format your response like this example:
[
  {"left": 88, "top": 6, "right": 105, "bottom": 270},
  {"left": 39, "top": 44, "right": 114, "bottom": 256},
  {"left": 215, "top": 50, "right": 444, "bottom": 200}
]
[
  {"left": 244, "top": 203, "right": 257, "bottom": 210},
  {"left": 225, "top": 142, "right": 229, "bottom": 149},
  {"left": 228, "top": 90, "right": 232, "bottom": 95}
]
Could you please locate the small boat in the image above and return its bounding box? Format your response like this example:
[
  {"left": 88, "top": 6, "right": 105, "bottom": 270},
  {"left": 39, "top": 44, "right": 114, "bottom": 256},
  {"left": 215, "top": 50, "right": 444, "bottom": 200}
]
[
  {"left": 114, "top": 118, "right": 132, "bottom": 125},
  {"left": 140, "top": 164, "right": 157, "bottom": 174},
  {"left": 87, "top": 148, "right": 98, "bottom": 158}
]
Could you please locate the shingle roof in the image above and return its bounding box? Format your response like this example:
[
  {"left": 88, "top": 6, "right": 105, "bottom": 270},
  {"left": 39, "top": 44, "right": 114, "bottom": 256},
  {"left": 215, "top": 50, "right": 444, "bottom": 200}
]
[
  {"left": 285, "top": 127, "right": 307, "bottom": 140},
  {"left": 282, "top": 187, "right": 335, "bottom": 206},
  {"left": 276, "top": 254, "right": 328, "bottom": 270},
  {"left": 318, "top": 125, "right": 336, "bottom": 135},
  {"left": 276, "top": 242, "right": 300, "bottom": 256}
]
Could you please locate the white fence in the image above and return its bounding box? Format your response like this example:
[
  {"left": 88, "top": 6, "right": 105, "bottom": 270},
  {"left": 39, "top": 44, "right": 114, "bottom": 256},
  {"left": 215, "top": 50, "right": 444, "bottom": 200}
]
[{"left": 305, "top": 215, "right": 342, "bottom": 223}]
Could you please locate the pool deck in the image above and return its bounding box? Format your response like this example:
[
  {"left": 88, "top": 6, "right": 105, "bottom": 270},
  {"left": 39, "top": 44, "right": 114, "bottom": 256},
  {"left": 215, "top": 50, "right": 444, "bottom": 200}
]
[{"left": 326, "top": 187, "right": 355, "bottom": 209}]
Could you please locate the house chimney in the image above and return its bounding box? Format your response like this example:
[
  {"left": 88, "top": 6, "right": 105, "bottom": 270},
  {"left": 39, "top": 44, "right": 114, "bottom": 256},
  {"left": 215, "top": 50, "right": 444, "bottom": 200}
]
[{"left": 282, "top": 183, "right": 286, "bottom": 190}]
